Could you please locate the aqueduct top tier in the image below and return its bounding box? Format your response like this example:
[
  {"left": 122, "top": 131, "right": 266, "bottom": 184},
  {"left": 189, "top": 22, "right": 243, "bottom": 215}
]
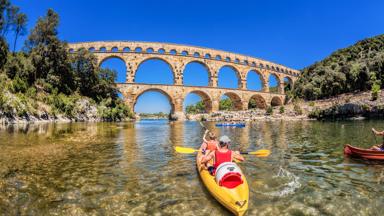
[{"left": 68, "top": 41, "right": 299, "bottom": 94}]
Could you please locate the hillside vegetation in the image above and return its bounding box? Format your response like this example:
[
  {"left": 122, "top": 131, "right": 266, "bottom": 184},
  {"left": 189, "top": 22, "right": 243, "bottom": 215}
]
[
  {"left": 0, "top": 1, "right": 132, "bottom": 123},
  {"left": 294, "top": 34, "right": 384, "bottom": 100}
]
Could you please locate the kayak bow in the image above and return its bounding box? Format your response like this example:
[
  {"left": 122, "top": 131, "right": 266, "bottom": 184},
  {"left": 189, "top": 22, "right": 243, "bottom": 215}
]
[
  {"left": 344, "top": 144, "right": 384, "bottom": 160},
  {"left": 196, "top": 151, "right": 249, "bottom": 215}
]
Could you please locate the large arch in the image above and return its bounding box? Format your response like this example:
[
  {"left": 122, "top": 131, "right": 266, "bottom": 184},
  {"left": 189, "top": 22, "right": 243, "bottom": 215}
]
[
  {"left": 133, "top": 88, "right": 175, "bottom": 114},
  {"left": 248, "top": 94, "right": 267, "bottom": 109},
  {"left": 271, "top": 96, "right": 283, "bottom": 107},
  {"left": 99, "top": 56, "right": 127, "bottom": 83},
  {"left": 268, "top": 73, "right": 280, "bottom": 93},
  {"left": 218, "top": 65, "right": 241, "bottom": 89},
  {"left": 220, "top": 92, "right": 243, "bottom": 111},
  {"left": 182, "top": 61, "right": 210, "bottom": 86},
  {"left": 183, "top": 90, "right": 212, "bottom": 113},
  {"left": 134, "top": 58, "right": 175, "bottom": 84},
  {"left": 246, "top": 70, "right": 265, "bottom": 91}
]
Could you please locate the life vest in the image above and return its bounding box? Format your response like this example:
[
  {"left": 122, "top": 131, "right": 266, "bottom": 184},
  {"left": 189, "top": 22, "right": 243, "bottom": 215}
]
[
  {"left": 214, "top": 150, "right": 232, "bottom": 169},
  {"left": 206, "top": 140, "right": 218, "bottom": 151}
]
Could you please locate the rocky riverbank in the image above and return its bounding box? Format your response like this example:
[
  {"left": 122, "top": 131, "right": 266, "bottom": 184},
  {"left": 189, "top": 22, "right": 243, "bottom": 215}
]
[{"left": 187, "top": 91, "right": 384, "bottom": 122}]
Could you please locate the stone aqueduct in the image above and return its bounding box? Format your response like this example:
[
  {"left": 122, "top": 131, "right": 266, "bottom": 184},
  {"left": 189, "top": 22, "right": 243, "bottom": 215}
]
[{"left": 68, "top": 41, "right": 300, "bottom": 120}]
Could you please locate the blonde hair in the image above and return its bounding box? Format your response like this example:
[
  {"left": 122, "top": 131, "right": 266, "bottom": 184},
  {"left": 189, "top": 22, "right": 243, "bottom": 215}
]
[{"left": 208, "top": 132, "right": 216, "bottom": 140}]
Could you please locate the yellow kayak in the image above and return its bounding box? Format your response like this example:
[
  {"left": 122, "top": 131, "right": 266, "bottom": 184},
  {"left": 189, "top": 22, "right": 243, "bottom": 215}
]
[{"left": 196, "top": 151, "right": 249, "bottom": 215}]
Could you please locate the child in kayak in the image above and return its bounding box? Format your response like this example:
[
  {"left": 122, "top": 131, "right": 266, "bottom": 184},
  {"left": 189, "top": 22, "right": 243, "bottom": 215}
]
[
  {"left": 201, "top": 135, "right": 244, "bottom": 175},
  {"left": 371, "top": 128, "right": 384, "bottom": 151},
  {"left": 198, "top": 130, "right": 219, "bottom": 167}
]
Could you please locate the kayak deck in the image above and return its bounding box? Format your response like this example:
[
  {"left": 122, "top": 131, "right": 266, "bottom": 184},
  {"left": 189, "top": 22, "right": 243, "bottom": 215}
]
[
  {"left": 344, "top": 144, "right": 384, "bottom": 160},
  {"left": 196, "top": 151, "right": 249, "bottom": 215}
]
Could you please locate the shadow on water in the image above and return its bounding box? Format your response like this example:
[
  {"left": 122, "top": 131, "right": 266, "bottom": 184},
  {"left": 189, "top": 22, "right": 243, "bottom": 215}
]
[{"left": 1, "top": 120, "right": 384, "bottom": 215}]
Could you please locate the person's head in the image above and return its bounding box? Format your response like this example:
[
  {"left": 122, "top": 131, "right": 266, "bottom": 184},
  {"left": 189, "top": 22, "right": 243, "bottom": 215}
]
[
  {"left": 219, "top": 136, "right": 231, "bottom": 149},
  {"left": 208, "top": 132, "right": 216, "bottom": 141}
]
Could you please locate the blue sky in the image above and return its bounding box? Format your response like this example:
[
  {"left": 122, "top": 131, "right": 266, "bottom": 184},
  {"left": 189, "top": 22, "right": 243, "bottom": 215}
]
[{"left": 8, "top": 0, "right": 384, "bottom": 113}]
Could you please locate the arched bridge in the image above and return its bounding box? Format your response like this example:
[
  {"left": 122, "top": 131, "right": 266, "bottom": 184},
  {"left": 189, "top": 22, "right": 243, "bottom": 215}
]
[{"left": 68, "top": 41, "right": 299, "bottom": 120}]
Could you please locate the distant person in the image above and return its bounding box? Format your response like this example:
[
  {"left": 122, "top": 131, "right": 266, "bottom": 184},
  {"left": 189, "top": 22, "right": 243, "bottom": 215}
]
[
  {"left": 371, "top": 128, "right": 384, "bottom": 151},
  {"left": 201, "top": 136, "right": 244, "bottom": 175}
]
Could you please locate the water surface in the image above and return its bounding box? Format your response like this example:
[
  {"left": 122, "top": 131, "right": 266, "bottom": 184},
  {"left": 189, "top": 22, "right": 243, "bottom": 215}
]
[{"left": 1, "top": 120, "right": 384, "bottom": 215}]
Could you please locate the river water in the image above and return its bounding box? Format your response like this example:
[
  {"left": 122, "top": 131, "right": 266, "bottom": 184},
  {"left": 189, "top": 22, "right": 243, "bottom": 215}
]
[{"left": 0, "top": 120, "right": 384, "bottom": 215}]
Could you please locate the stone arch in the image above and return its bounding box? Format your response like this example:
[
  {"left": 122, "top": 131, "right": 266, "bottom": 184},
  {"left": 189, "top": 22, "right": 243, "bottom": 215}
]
[
  {"left": 246, "top": 69, "right": 266, "bottom": 91},
  {"left": 98, "top": 55, "right": 126, "bottom": 67},
  {"left": 184, "top": 90, "right": 213, "bottom": 113},
  {"left": 134, "top": 57, "right": 175, "bottom": 83},
  {"left": 221, "top": 92, "right": 243, "bottom": 111},
  {"left": 133, "top": 88, "right": 175, "bottom": 113},
  {"left": 284, "top": 76, "right": 294, "bottom": 91},
  {"left": 248, "top": 94, "right": 267, "bottom": 109},
  {"left": 271, "top": 96, "right": 283, "bottom": 107},
  {"left": 182, "top": 60, "right": 211, "bottom": 86},
  {"left": 218, "top": 65, "right": 241, "bottom": 89},
  {"left": 268, "top": 73, "right": 281, "bottom": 93},
  {"left": 99, "top": 55, "right": 127, "bottom": 83}
]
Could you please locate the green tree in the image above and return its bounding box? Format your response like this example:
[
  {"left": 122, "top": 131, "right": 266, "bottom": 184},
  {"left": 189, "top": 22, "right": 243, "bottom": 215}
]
[
  {"left": 186, "top": 101, "right": 205, "bottom": 114},
  {"left": 71, "top": 49, "right": 98, "bottom": 96},
  {"left": 0, "top": 37, "right": 7, "bottom": 69},
  {"left": 25, "top": 9, "right": 74, "bottom": 94},
  {"left": 93, "top": 68, "right": 118, "bottom": 102},
  {"left": 12, "top": 12, "right": 27, "bottom": 52},
  {"left": 219, "top": 98, "right": 233, "bottom": 111},
  {"left": 248, "top": 98, "right": 257, "bottom": 109}
]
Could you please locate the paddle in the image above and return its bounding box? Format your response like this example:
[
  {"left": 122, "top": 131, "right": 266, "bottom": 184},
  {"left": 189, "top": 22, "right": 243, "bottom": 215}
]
[
  {"left": 174, "top": 146, "right": 271, "bottom": 157},
  {"left": 199, "top": 121, "right": 207, "bottom": 130}
]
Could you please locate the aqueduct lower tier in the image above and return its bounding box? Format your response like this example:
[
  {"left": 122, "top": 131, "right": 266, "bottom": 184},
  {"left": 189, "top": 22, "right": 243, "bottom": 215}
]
[{"left": 117, "top": 83, "right": 285, "bottom": 120}]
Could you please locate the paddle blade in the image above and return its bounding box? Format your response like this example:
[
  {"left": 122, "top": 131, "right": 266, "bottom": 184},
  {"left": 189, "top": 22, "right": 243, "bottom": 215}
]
[
  {"left": 247, "top": 149, "right": 271, "bottom": 157},
  {"left": 174, "top": 146, "right": 199, "bottom": 154}
]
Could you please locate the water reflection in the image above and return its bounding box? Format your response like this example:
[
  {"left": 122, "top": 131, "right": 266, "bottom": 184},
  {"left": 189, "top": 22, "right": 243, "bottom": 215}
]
[{"left": 1, "top": 120, "right": 384, "bottom": 215}]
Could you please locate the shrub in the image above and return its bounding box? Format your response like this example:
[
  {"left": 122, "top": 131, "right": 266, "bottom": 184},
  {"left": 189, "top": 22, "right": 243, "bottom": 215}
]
[
  {"left": 10, "top": 76, "right": 28, "bottom": 93},
  {"left": 97, "top": 98, "right": 132, "bottom": 121},
  {"left": 294, "top": 104, "right": 303, "bottom": 115},
  {"left": 279, "top": 106, "right": 285, "bottom": 114},
  {"left": 308, "top": 108, "right": 321, "bottom": 119},
  {"left": 371, "top": 82, "right": 381, "bottom": 101},
  {"left": 362, "top": 104, "right": 370, "bottom": 112},
  {"left": 266, "top": 106, "right": 273, "bottom": 115},
  {"left": 309, "top": 101, "right": 315, "bottom": 107}
]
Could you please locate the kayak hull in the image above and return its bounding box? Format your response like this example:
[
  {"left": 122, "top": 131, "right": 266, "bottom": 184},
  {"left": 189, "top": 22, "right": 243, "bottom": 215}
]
[
  {"left": 344, "top": 144, "right": 384, "bottom": 160},
  {"left": 196, "top": 152, "right": 249, "bottom": 215},
  {"left": 215, "top": 123, "right": 246, "bottom": 128}
]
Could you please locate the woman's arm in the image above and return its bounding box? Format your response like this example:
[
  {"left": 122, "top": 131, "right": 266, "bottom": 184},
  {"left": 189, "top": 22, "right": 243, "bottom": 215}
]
[
  {"left": 372, "top": 128, "right": 384, "bottom": 136},
  {"left": 201, "top": 151, "right": 214, "bottom": 164},
  {"left": 202, "top": 130, "right": 209, "bottom": 143}
]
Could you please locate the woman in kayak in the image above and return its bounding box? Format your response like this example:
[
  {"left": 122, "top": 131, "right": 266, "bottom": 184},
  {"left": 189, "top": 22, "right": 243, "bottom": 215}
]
[
  {"left": 371, "top": 128, "right": 384, "bottom": 151},
  {"left": 198, "top": 130, "right": 219, "bottom": 166},
  {"left": 201, "top": 135, "right": 244, "bottom": 175}
]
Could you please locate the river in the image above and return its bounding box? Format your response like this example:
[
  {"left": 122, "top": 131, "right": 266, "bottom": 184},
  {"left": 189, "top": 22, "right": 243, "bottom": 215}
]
[{"left": 0, "top": 120, "right": 384, "bottom": 215}]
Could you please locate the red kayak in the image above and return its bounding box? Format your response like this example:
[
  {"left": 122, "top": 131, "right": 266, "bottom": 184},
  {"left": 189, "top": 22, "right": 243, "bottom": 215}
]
[{"left": 344, "top": 144, "right": 384, "bottom": 160}]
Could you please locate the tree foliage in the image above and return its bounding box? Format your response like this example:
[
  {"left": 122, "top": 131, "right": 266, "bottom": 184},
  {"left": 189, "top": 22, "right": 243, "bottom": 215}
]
[
  {"left": 294, "top": 34, "right": 384, "bottom": 100},
  {"left": 219, "top": 98, "right": 233, "bottom": 111},
  {"left": 185, "top": 101, "right": 205, "bottom": 114},
  {"left": 0, "top": 4, "right": 131, "bottom": 121}
]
